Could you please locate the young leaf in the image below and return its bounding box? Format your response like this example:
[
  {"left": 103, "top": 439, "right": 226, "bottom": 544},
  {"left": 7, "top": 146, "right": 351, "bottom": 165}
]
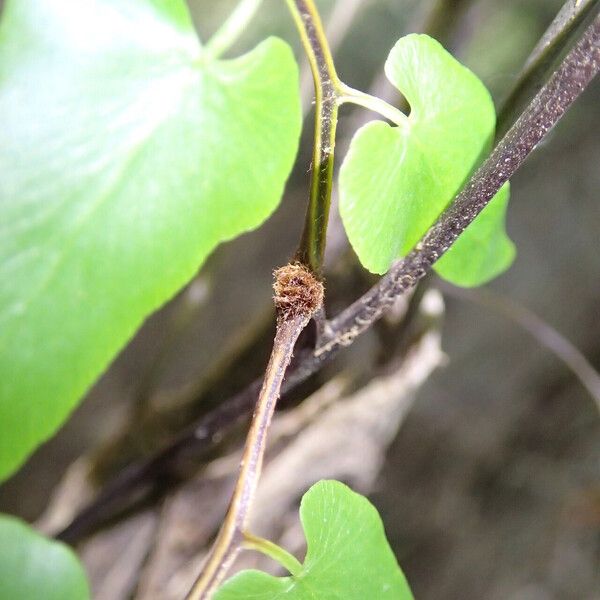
[
  {"left": 0, "top": 1, "right": 301, "bottom": 480},
  {"left": 339, "top": 34, "right": 514, "bottom": 283},
  {"left": 0, "top": 514, "right": 89, "bottom": 600},
  {"left": 214, "top": 480, "right": 413, "bottom": 599}
]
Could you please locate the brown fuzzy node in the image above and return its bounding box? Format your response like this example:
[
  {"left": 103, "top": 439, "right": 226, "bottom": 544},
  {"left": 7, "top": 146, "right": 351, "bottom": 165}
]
[{"left": 273, "top": 263, "right": 324, "bottom": 321}]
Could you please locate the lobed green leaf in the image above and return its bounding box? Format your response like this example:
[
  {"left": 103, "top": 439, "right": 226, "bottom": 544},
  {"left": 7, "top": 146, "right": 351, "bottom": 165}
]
[
  {"left": 215, "top": 480, "right": 413, "bottom": 599},
  {"left": 339, "top": 34, "right": 514, "bottom": 284},
  {"left": 0, "top": 0, "right": 301, "bottom": 480}
]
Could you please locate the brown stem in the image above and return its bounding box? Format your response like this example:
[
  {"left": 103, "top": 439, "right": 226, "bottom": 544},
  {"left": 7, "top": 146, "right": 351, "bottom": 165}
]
[
  {"left": 185, "top": 317, "right": 306, "bottom": 599},
  {"left": 185, "top": 265, "right": 323, "bottom": 599}
]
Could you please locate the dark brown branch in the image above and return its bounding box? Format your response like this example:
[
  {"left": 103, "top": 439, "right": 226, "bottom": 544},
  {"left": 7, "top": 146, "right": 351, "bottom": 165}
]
[
  {"left": 55, "top": 380, "right": 261, "bottom": 543},
  {"left": 55, "top": 13, "right": 600, "bottom": 547},
  {"left": 185, "top": 317, "right": 306, "bottom": 599}
]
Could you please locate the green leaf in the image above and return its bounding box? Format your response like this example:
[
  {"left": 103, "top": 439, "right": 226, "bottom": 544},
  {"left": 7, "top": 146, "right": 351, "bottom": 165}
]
[
  {"left": 339, "top": 33, "right": 514, "bottom": 283},
  {"left": 0, "top": 514, "right": 89, "bottom": 600},
  {"left": 0, "top": 1, "right": 301, "bottom": 480},
  {"left": 214, "top": 480, "right": 413, "bottom": 599}
]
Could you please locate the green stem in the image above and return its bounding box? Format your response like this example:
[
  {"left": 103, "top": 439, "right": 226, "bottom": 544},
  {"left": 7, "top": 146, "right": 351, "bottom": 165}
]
[
  {"left": 242, "top": 531, "right": 303, "bottom": 576},
  {"left": 205, "top": 0, "right": 264, "bottom": 60},
  {"left": 287, "top": 0, "right": 343, "bottom": 276},
  {"left": 338, "top": 85, "right": 409, "bottom": 127}
]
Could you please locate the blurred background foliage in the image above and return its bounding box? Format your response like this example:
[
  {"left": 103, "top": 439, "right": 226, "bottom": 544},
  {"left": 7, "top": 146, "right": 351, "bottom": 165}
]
[{"left": 0, "top": 0, "right": 598, "bottom": 598}]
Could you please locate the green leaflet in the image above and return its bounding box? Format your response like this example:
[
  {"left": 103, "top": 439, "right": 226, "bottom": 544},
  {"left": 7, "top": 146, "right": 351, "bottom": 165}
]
[
  {"left": 0, "top": 514, "right": 89, "bottom": 600},
  {"left": 0, "top": 0, "right": 301, "bottom": 480},
  {"left": 339, "top": 33, "right": 515, "bottom": 285},
  {"left": 215, "top": 480, "right": 413, "bottom": 599}
]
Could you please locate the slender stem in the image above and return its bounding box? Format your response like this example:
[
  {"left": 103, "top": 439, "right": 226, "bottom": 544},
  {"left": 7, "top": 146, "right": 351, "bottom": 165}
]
[
  {"left": 497, "top": 0, "right": 600, "bottom": 136},
  {"left": 338, "top": 85, "right": 409, "bottom": 127},
  {"left": 204, "top": 0, "right": 264, "bottom": 60},
  {"left": 524, "top": 0, "right": 599, "bottom": 71},
  {"left": 439, "top": 283, "right": 600, "bottom": 411},
  {"left": 287, "top": 0, "right": 344, "bottom": 275},
  {"left": 186, "top": 265, "right": 323, "bottom": 599},
  {"left": 186, "top": 315, "right": 310, "bottom": 599},
  {"left": 242, "top": 531, "right": 303, "bottom": 576},
  {"left": 299, "top": 0, "right": 367, "bottom": 112}
]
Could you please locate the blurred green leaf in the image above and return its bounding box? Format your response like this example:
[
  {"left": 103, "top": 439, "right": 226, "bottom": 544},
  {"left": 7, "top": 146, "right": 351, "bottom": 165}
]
[
  {"left": 0, "top": 514, "right": 89, "bottom": 600},
  {"left": 215, "top": 480, "right": 413, "bottom": 599},
  {"left": 339, "top": 33, "right": 514, "bottom": 283},
  {"left": 0, "top": 0, "right": 301, "bottom": 480}
]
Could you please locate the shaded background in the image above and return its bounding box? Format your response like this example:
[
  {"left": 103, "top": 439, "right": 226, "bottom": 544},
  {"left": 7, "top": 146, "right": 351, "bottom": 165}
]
[{"left": 1, "top": 0, "right": 598, "bottom": 598}]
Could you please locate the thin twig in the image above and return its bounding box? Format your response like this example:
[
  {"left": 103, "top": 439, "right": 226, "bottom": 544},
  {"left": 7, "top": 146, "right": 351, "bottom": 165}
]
[
  {"left": 524, "top": 0, "right": 598, "bottom": 71},
  {"left": 440, "top": 283, "right": 600, "bottom": 412},
  {"left": 186, "top": 265, "right": 323, "bottom": 599},
  {"left": 185, "top": 318, "right": 305, "bottom": 599},
  {"left": 55, "top": 345, "right": 323, "bottom": 544},
  {"left": 289, "top": 0, "right": 410, "bottom": 271}
]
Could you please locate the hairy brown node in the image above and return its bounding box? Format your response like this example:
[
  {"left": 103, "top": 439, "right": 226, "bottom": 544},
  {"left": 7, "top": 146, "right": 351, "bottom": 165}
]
[{"left": 273, "top": 263, "right": 324, "bottom": 321}]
